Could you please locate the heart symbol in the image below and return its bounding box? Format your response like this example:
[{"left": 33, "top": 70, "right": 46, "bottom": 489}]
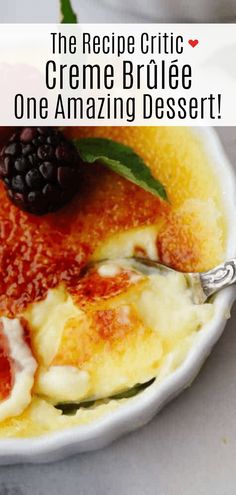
[{"left": 188, "top": 39, "right": 199, "bottom": 48}]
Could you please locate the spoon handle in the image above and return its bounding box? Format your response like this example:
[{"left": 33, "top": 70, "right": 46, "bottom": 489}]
[{"left": 199, "top": 259, "right": 236, "bottom": 299}]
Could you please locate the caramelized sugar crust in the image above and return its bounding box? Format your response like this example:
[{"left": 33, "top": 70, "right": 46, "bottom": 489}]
[
  {"left": 52, "top": 305, "right": 144, "bottom": 368},
  {"left": 72, "top": 267, "right": 140, "bottom": 307},
  {"left": 0, "top": 127, "right": 224, "bottom": 317}
]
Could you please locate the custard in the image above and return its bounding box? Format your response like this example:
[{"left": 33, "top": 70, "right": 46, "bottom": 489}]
[{"left": 0, "top": 126, "right": 226, "bottom": 437}]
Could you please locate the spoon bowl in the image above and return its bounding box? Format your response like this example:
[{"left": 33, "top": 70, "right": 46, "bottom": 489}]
[{"left": 88, "top": 256, "right": 236, "bottom": 305}]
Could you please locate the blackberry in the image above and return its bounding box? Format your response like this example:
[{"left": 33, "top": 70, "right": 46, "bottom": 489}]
[{"left": 0, "top": 127, "right": 82, "bottom": 215}]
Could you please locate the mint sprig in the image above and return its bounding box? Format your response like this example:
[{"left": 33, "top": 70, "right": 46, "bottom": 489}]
[
  {"left": 60, "top": 0, "right": 78, "bottom": 23},
  {"left": 56, "top": 379, "right": 155, "bottom": 415},
  {"left": 59, "top": 3, "right": 166, "bottom": 202},
  {"left": 75, "top": 137, "right": 167, "bottom": 201}
]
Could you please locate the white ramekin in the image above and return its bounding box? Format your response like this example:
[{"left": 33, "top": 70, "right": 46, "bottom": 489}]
[{"left": 0, "top": 127, "right": 236, "bottom": 465}]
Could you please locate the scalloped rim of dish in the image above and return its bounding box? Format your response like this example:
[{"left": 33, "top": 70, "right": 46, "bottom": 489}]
[{"left": 0, "top": 127, "right": 236, "bottom": 465}]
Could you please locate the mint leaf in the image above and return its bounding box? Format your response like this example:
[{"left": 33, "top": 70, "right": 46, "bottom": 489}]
[
  {"left": 60, "top": 0, "right": 78, "bottom": 23},
  {"left": 75, "top": 138, "right": 167, "bottom": 201},
  {"left": 110, "top": 378, "right": 155, "bottom": 400},
  {"left": 55, "top": 379, "right": 155, "bottom": 415}
]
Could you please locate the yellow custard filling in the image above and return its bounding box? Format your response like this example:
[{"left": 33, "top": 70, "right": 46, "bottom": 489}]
[{"left": 0, "top": 126, "right": 226, "bottom": 438}]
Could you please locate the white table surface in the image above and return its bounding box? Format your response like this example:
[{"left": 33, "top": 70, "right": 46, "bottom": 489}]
[{"left": 1, "top": 2, "right": 236, "bottom": 494}]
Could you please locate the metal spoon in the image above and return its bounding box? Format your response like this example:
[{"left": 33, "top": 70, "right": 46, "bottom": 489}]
[{"left": 90, "top": 257, "right": 236, "bottom": 304}]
